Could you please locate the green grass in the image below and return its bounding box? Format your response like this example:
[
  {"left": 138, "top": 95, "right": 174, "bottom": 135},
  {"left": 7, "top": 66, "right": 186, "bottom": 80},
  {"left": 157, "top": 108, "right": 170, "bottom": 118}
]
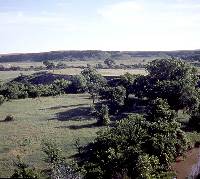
[
  {"left": 0, "top": 94, "right": 100, "bottom": 178},
  {"left": 0, "top": 71, "right": 36, "bottom": 81}
]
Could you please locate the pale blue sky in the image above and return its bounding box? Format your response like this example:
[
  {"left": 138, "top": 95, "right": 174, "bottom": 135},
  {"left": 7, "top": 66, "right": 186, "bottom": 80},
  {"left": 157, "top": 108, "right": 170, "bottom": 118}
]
[{"left": 0, "top": 0, "right": 200, "bottom": 54}]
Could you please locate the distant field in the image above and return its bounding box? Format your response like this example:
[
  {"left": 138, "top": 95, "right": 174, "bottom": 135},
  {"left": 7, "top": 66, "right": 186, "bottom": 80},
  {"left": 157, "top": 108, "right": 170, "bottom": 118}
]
[
  {"left": 0, "top": 71, "right": 37, "bottom": 81},
  {"left": 0, "top": 57, "right": 153, "bottom": 68},
  {"left": 0, "top": 68, "right": 147, "bottom": 82},
  {"left": 0, "top": 62, "right": 43, "bottom": 68},
  {"left": 0, "top": 94, "right": 100, "bottom": 178},
  {"left": 52, "top": 68, "right": 147, "bottom": 76}
]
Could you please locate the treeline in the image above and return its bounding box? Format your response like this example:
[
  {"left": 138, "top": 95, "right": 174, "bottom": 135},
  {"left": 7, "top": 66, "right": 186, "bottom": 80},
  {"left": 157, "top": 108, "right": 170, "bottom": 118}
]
[
  {"left": 0, "top": 75, "right": 87, "bottom": 103},
  {"left": 0, "top": 59, "right": 146, "bottom": 72},
  {"left": 0, "top": 50, "right": 160, "bottom": 62},
  {"left": 1, "top": 50, "right": 200, "bottom": 62}
]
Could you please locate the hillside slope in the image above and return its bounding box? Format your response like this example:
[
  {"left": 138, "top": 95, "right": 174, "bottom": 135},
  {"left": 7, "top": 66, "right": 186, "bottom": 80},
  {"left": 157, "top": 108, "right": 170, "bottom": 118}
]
[{"left": 0, "top": 50, "right": 200, "bottom": 62}]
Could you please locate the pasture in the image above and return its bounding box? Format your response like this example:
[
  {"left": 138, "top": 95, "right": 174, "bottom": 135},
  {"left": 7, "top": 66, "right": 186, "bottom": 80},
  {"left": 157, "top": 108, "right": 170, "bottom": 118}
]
[
  {"left": 0, "top": 94, "right": 100, "bottom": 178},
  {"left": 52, "top": 68, "right": 147, "bottom": 76},
  {"left": 0, "top": 70, "right": 37, "bottom": 81}
]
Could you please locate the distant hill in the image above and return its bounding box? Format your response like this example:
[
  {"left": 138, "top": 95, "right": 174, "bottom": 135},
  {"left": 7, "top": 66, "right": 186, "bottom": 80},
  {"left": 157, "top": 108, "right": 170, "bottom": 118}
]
[{"left": 0, "top": 50, "right": 200, "bottom": 62}]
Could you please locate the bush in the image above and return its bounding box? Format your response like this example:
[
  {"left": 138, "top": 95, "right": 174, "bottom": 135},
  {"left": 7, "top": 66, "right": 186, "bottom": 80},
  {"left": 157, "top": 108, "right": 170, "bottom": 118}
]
[
  {"left": 41, "top": 139, "right": 63, "bottom": 164},
  {"left": 11, "top": 156, "right": 40, "bottom": 179},
  {"left": 96, "top": 104, "right": 110, "bottom": 126},
  {"left": 4, "top": 115, "right": 15, "bottom": 122},
  {"left": 79, "top": 100, "right": 188, "bottom": 178},
  {"left": 189, "top": 108, "right": 200, "bottom": 131}
]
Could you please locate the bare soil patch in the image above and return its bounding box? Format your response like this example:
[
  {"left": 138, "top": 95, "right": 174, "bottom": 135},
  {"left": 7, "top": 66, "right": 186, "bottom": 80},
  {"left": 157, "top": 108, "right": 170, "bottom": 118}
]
[{"left": 172, "top": 148, "right": 200, "bottom": 179}]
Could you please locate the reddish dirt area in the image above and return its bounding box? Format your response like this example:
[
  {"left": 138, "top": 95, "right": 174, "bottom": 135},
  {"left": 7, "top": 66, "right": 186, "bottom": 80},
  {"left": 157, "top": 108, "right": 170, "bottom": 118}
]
[{"left": 172, "top": 148, "right": 200, "bottom": 179}]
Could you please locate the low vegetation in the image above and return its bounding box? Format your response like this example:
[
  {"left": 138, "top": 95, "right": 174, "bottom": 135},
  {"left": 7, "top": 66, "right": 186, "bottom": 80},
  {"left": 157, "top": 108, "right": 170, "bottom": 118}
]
[{"left": 1, "top": 57, "right": 200, "bottom": 178}]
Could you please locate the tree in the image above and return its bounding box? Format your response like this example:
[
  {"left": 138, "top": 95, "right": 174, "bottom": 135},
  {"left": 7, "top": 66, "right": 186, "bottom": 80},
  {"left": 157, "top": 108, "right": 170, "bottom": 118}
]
[
  {"left": 78, "top": 99, "right": 188, "bottom": 178},
  {"left": 134, "top": 58, "right": 199, "bottom": 111},
  {"left": 41, "top": 139, "right": 81, "bottom": 179},
  {"left": 56, "top": 61, "right": 67, "bottom": 69},
  {"left": 144, "top": 98, "right": 188, "bottom": 168},
  {"left": 11, "top": 156, "right": 40, "bottom": 178},
  {"left": 100, "top": 86, "right": 126, "bottom": 113},
  {"left": 52, "top": 79, "right": 70, "bottom": 94},
  {"left": 96, "top": 104, "right": 110, "bottom": 126},
  {"left": 104, "top": 58, "right": 115, "bottom": 68},
  {"left": 43, "top": 60, "right": 55, "bottom": 69},
  {"left": 119, "top": 73, "right": 137, "bottom": 99},
  {"left": 81, "top": 67, "right": 107, "bottom": 103},
  {"left": 70, "top": 75, "right": 87, "bottom": 93}
]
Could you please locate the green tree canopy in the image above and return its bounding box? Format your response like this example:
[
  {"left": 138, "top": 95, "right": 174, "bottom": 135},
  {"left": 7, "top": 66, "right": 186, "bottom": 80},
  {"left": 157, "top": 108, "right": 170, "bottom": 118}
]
[
  {"left": 79, "top": 99, "right": 188, "bottom": 179},
  {"left": 134, "top": 58, "right": 199, "bottom": 111},
  {"left": 81, "top": 67, "right": 107, "bottom": 103}
]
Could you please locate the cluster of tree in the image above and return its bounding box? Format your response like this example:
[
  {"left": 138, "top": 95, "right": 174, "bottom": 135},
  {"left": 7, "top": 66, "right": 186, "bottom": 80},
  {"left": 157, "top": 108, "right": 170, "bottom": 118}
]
[
  {"left": 95, "top": 59, "right": 146, "bottom": 70},
  {"left": 78, "top": 99, "right": 188, "bottom": 178},
  {"left": 72, "top": 58, "right": 200, "bottom": 178},
  {"left": 0, "top": 71, "right": 97, "bottom": 105},
  {"left": 3, "top": 58, "right": 200, "bottom": 178},
  {"left": 0, "top": 79, "right": 70, "bottom": 101}
]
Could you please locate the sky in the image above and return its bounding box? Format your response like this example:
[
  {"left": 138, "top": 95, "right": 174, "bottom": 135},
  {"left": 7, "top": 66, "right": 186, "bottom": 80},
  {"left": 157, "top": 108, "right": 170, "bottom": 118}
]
[{"left": 0, "top": 0, "right": 200, "bottom": 54}]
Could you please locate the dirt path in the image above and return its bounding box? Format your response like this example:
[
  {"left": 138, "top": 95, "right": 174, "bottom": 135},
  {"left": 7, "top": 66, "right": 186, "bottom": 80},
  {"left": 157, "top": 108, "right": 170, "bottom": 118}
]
[{"left": 172, "top": 148, "right": 200, "bottom": 179}]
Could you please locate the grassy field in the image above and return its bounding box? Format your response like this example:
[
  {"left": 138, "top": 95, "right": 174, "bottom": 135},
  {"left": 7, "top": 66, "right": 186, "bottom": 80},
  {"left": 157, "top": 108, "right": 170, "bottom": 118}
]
[
  {"left": 0, "top": 70, "right": 37, "bottom": 81},
  {"left": 0, "top": 68, "right": 147, "bottom": 82},
  {"left": 0, "top": 58, "right": 153, "bottom": 68},
  {"left": 0, "top": 94, "right": 100, "bottom": 178},
  {"left": 52, "top": 68, "right": 147, "bottom": 76}
]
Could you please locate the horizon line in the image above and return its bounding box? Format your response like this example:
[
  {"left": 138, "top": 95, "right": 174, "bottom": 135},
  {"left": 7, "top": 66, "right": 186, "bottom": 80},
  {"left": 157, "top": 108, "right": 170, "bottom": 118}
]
[{"left": 1, "top": 48, "right": 200, "bottom": 56}]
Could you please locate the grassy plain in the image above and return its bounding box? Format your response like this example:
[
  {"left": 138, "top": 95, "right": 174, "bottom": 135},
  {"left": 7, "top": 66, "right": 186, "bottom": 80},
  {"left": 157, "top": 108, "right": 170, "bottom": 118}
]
[
  {"left": 52, "top": 68, "right": 147, "bottom": 76},
  {"left": 0, "top": 94, "right": 100, "bottom": 178},
  {"left": 0, "top": 71, "right": 37, "bottom": 81},
  {"left": 0, "top": 57, "right": 153, "bottom": 68}
]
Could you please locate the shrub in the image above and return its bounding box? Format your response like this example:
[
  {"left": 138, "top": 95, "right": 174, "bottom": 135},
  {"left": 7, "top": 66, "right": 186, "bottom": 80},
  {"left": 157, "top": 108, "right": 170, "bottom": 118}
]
[
  {"left": 96, "top": 104, "right": 110, "bottom": 126},
  {"left": 4, "top": 115, "right": 15, "bottom": 122},
  {"left": 11, "top": 156, "right": 40, "bottom": 179},
  {"left": 189, "top": 107, "right": 200, "bottom": 131},
  {"left": 79, "top": 100, "right": 188, "bottom": 178},
  {"left": 41, "top": 139, "right": 63, "bottom": 164}
]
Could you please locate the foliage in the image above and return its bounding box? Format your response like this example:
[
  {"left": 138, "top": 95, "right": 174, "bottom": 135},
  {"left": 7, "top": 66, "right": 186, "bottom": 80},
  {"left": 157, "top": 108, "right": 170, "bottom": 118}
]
[
  {"left": 96, "top": 104, "right": 110, "bottom": 126},
  {"left": 145, "top": 99, "right": 188, "bottom": 168},
  {"left": 70, "top": 75, "right": 87, "bottom": 93},
  {"left": 10, "top": 156, "right": 39, "bottom": 179},
  {"left": 51, "top": 78, "right": 70, "bottom": 94},
  {"left": 104, "top": 58, "right": 116, "bottom": 68},
  {"left": 134, "top": 58, "right": 199, "bottom": 111},
  {"left": 0, "top": 78, "right": 71, "bottom": 101},
  {"left": 43, "top": 60, "right": 56, "bottom": 69},
  {"left": 100, "top": 86, "right": 126, "bottom": 113},
  {"left": 42, "top": 139, "right": 63, "bottom": 164},
  {"left": 0, "top": 82, "right": 28, "bottom": 99},
  {"left": 81, "top": 67, "right": 107, "bottom": 103},
  {"left": 41, "top": 139, "right": 82, "bottom": 179},
  {"left": 145, "top": 98, "right": 176, "bottom": 122},
  {"left": 79, "top": 115, "right": 159, "bottom": 178},
  {"left": 189, "top": 106, "right": 200, "bottom": 131},
  {"left": 119, "top": 73, "right": 137, "bottom": 98},
  {"left": 79, "top": 99, "right": 188, "bottom": 178}
]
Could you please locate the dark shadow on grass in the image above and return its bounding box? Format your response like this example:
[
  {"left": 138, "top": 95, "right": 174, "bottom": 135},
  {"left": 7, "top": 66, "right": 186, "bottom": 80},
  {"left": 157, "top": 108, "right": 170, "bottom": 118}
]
[
  {"left": 40, "top": 103, "right": 87, "bottom": 110},
  {"left": 55, "top": 121, "right": 98, "bottom": 130},
  {"left": 49, "top": 106, "right": 93, "bottom": 121}
]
